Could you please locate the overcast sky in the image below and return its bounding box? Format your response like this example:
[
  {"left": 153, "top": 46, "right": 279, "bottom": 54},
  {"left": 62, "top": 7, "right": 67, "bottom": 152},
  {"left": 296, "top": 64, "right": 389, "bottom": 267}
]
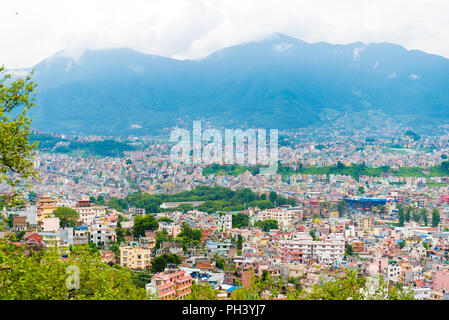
[{"left": 2, "top": 0, "right": 449, "bottom": 68}]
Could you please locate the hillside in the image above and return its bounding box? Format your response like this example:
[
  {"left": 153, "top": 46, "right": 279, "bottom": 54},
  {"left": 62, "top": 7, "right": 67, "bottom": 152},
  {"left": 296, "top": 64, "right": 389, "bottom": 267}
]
[{"left": 13, "top": 33, "right": 449, "bottom": 135}]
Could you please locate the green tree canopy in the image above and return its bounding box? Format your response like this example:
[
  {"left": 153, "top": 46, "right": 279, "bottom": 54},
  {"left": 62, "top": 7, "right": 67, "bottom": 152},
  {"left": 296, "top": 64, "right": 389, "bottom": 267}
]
[
  {"left": 255, "top": 219, "right": 278, "bottom": 232},
  {"left": 0, "top": 66, "right": 38, "bottom": 208},
  {"left": 0, "top": 241, "right": 146, "bottom": 299},
  {"left": 53, "top": 206, "right": 79, "bottom": 228},
  {"left": 188, "top": 281, "right": 218, "bottom": 300},
  {"left": 133, "top": 215, "right": 159, "bottom": 238},
  {"left": 232, "top": 213, "right": 250, "bottom": 228},
  {"left": 150, "top": 253, "right": 181, "bottom": 273},
  {"left": 432, "top": 209, "right": 440, "bottom": 228}
]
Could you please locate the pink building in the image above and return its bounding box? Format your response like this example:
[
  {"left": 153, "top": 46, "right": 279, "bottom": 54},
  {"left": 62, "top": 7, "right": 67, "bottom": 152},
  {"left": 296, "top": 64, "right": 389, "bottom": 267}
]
[
  {"left": 41, "top": 217, "right": 60, "bottom": 232},
  {"left": 433, "top": 270, "right": 449, "bottom": 291},
  {"left": 146, "top": 267, "right": 192, "bottom": 300}
]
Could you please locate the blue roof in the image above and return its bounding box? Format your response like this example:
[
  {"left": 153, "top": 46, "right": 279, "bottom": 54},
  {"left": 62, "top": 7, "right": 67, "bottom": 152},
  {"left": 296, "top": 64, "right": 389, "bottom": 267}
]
[{"left": 226, "top": 286, "right": 243, "bottom": 292}]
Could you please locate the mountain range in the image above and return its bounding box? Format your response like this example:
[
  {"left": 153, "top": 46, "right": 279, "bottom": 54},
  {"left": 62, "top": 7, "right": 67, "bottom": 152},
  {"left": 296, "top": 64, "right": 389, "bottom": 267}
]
[{"left": 12, "top": 33, "right": 449, "bottom": 136}]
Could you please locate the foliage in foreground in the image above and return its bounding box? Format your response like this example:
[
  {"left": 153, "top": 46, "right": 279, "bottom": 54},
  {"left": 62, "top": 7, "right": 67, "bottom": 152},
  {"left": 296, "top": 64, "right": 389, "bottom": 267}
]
[
  {"left": 0, "top": 240, "right": 146, "bottom": 300},
  {"left": 0, "top": 66, "right": 38, "bottom": 208},
  {"left": 0, "top": 239, "right": 414, "bottom": 300},
  {"left": 228, "top": 270, "right": 414, "bottom": 300}
]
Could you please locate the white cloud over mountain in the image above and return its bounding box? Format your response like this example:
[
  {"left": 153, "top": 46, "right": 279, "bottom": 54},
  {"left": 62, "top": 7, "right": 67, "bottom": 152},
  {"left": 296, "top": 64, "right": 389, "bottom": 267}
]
[{"left": 2, "top": 0, "right": 449, "bottom": 68}]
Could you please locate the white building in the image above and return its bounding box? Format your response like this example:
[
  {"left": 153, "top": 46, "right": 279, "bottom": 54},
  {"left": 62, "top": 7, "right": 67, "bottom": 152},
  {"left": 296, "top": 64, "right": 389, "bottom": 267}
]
[
  {"left": 386, "top": 264, "right": 401, "bottom": 283},
  {"left": 412, "top": 287, "right": 432, "bottom": 300},
  {"left": 278, "top": 233, "right": 345, "bottom": 264},
  {"left": 75, "top": 205, "right": 107, "bottom": 225},
  {"left": 89, "top": 217, "right": 116, "bottom": 245}
]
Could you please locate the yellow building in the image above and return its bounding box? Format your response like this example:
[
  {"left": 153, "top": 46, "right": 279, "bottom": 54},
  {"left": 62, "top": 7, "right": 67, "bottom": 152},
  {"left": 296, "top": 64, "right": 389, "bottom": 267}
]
[
  {"left": 120, "top": 243, "right": 153, "bottom": 270},
  {"left": 262, "top": 208, "right": 294, "bottom": 229}
]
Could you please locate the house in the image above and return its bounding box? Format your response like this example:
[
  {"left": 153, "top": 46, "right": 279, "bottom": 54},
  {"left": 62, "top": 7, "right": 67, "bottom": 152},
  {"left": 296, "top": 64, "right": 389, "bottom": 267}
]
[
  {"left": 12, "top": 216, "right": 27, "bottom": 232},
  {"left": 73, "top": 225, "right": 89, "bottom": 244},
  {"left": 23, "top": 232, "right": 43, "bottom": 248},
  {"left": 41, "top": 217, "right": 60, "bottom": 233},
  {"left": 412, "top": 287, "right": 432, "bottom": 300}
]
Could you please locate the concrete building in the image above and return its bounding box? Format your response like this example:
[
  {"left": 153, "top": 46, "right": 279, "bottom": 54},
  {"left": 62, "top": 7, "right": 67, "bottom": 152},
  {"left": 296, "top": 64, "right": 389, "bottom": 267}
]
[
  {"left": 120, "top": 242, "right": 152, "bottom": 270},
  {"left": 146, "top": 267, "right": 192, "bottom": 300}
]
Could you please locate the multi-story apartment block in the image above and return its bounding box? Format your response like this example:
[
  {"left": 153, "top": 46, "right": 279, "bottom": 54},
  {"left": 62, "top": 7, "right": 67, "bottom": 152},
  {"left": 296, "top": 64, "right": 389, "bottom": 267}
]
[
  {"left": 219, "top": 213, "right": 232, "bottom": 231},
  {"left": 120, "top": 242, "right": 153, "bottom": 270},
  {"left": 89, "top": 217, "right": 116, "bottom": 245},
  {"left": 74, "top": 198, "right": 107, "bottom": 225},
  {"left": 386, "top": 262, "right": 401, "bottom": 283},
  {"left": 278, "top": 233, "right": 345, "bottom": 264},
  {"left": 145, "top": 267, "right": 192, "bottom": 299},
  {"left": 262, "top": 208, "right": 294, "bottom": 229}
]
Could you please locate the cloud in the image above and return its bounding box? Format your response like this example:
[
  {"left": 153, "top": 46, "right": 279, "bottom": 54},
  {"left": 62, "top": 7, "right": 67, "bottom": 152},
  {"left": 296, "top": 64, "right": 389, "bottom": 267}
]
[
  {"left": 388, "top": 72, "right": 397, "bottom": 79},
  {"left": 373, "top": 61, "right": 379, "bottom": 69},
  {"left": 128, "top": 65, "right": 144, "bottom": 73},
  {"left": 353, "top": 47, "right": 365, "bottom": 61},
  {"left": 2, "top": 0, "right": 449, "bottom": 68},
  {"left": 273, "top": 42, "right": 293, "bottom": 53},
  {"left": 409, "top": 74, "right": 420, "bottom": 80}
]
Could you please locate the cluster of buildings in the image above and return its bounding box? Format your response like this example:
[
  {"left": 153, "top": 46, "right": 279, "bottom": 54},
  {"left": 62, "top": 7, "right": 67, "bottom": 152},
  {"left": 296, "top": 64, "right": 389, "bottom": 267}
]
[{"left": 5, "top": 129, "right": 449, "bottom": 299}]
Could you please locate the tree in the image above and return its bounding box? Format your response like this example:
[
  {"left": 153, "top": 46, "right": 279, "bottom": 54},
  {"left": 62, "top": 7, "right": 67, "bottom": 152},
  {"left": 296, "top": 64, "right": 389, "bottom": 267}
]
[
  {"left": 345, "top": 244, "right": 354, "bottom": 257},
  {"left": 309, "top": 229, "right": 317, "bottom": 241},
  {"left": 150, "top": 254, "right": 181, "bottom": 273},
  {"left": 420, "top": 208, "right": 428, "bottom": 226},
  {"left": 133, "top": 215, "right": 159, "bottom": 238},
  {"left": 405, "top": 206, "right": 413, "bottom": 223},
  {"left": 379, "top": 205, "right": 387, "bottom": 215},
  {"left": 155, "top": 230, "right": 173, "bottom": 250},
  {"left": 53, "top": 206, "right": 79, "bottom": 228},
  {"left": 269, "top": 191, "right": 277, "bottom": 204},
  {"left": 358, "top": 186, "right": 365, "bottom": 195},
  {"left": 158, "top": 217, "right": 173, "bottom": 223},
  {"left": 176, "top": 223, "right": 202, "bottom": 247},
  {"left": 306, "top": 270, "right": 413, "bottom": 300},
  {"left": 176, "top": 203, "right": 194, "bottom": 213},
  {"left": 337, "top": 161, "right": 345, "bottom": 170},
  {"left": 337, "top": 200, "right": 347, "bottom": 217},
  {"left": 236, "top": 234, "right": 243, "bottom": 251},
  {"left": 307, "top": 271, "right": 364, "bottom": 300},
  {"left": 215, "top": 256, "right": 226, "bottom": 270},
  {"left": 115, "top": 221, "right": 126, "bottom": 244},
  {"left": 232, "top": 213, "right": 250, "bottom": 228},
  {"left": 188, "top": 282, "right": 218, "bottom": 300},
  {"left": 412, "top": 210, "right": 421, "bottom": 223},
  {"left": 255, "top": 219, "right": 278, "bottom": 232},
  {"left": 0, "top": 66, "right": 38, "bottom": 208},
  {"left": 398, "top": 206, "right": 405, "bottom": 227},
  {"left": 432, "top": 209, "right": 440, "bottom": 228},
  {"left": 0, "top": 241, "right": 146, "bottom": 299}
]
